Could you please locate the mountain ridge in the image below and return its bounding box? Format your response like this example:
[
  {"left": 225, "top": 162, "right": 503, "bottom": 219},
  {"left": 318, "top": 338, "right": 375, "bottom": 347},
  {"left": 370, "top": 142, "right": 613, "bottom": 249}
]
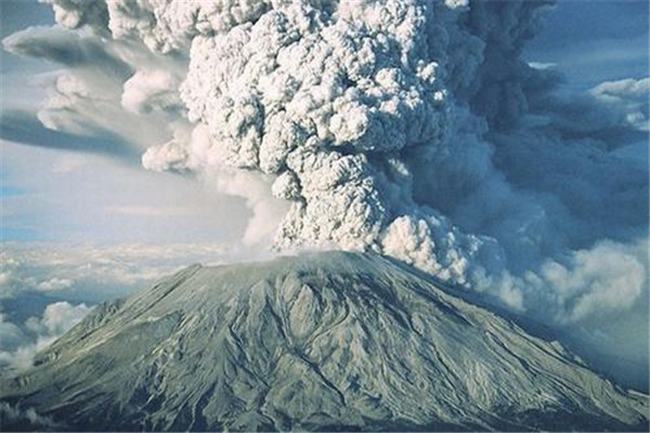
[{"left": 1, "top": 251, "right": 648, "bottom": 431}]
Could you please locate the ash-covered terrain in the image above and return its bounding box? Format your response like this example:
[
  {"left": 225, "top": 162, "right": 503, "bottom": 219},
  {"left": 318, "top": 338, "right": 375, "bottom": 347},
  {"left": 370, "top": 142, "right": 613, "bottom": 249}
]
[{"left": 1, "top": 252, "right": 647, "bottom": 431}]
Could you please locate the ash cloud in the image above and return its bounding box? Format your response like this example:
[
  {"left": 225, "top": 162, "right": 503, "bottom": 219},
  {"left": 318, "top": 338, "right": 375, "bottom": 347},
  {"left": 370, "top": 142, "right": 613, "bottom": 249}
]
[{"left": 3, "top": 0, "right": 648, "bottom": 389}]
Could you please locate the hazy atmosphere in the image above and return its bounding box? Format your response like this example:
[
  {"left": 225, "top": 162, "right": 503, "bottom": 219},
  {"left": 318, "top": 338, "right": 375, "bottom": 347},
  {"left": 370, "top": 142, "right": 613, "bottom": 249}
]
[{"left": 0, "top": 1, "right": 648, "bottom": 429}]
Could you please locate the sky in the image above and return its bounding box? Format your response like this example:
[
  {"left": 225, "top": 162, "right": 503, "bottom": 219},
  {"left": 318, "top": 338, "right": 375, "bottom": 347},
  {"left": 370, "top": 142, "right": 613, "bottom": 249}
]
[
  {"left": 0, "top": 0, "right": 251, "bottom": 244},
  {"left": 524, "top": 0, "right": 649, "bottom": 90},
  {"left": 0, "top": 0, "right": 648, "bottom": 391}
]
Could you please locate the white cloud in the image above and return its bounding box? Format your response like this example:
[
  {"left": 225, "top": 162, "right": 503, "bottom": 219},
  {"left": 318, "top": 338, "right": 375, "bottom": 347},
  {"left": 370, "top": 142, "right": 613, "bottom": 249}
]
[
  {"left": 0, "top": 301, "right": 92, "bottom": 371},
  {"left": 528, "top": 62, "right": 556, "bottom": 70},
  {"left": 36, "top": 277, "right": 74, "bottom": 292},
  {"left": 531, "top": 239, "right": 648, "bottom": 323},
  {"left": 0, "top": 313, "right": 25, "bottom": 349},
  {"left": 590, "top": 77, "right": 650, "bottom": 131},
  {"left": 30, "top": 301, "right": 92, "bottom": 336}
]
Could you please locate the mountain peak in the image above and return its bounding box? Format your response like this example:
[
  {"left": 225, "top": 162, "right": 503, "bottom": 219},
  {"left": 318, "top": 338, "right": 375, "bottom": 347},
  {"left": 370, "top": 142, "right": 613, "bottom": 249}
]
[{"left": 1, "top": 252, "right": 648, "bottom": 431}]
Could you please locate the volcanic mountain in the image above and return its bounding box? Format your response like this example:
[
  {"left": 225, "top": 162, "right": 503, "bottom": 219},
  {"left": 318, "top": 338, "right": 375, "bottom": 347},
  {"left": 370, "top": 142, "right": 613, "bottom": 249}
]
[{"left": 1, "top": 252, "right": 647, "bottom": 431}]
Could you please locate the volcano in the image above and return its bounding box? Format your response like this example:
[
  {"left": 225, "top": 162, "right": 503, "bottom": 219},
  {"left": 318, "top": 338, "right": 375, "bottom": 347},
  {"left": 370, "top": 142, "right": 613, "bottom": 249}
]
[{"left": 1, "top": 252, "right": 647, "bottom": 431}]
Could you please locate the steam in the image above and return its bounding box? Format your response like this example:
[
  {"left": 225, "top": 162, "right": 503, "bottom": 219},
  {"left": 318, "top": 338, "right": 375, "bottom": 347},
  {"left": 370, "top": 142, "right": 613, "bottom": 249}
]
[{"left": 3, "top": 0, "right": 648, "bottom": 387}]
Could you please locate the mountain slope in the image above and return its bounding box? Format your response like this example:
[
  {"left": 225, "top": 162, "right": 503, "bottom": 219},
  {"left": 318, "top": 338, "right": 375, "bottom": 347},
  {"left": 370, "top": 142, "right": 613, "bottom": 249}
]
[{"left": 1, "top": 252, "right": 648, "bottom": 431}]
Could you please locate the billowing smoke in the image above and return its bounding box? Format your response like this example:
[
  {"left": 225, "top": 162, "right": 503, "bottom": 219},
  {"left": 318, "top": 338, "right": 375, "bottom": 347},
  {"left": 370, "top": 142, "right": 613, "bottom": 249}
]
[
  {"left": 109, "top": 0, "right": 514, "bottom": 292},
  {"left": 3, "top": 0, "right": 648, "bottom": 388}
]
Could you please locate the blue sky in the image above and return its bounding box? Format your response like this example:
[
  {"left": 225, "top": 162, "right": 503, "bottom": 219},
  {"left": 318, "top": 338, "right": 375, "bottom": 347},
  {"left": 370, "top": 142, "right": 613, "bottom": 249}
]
[{"left": 524, "top": 0, "right": 648, "bottom": 89}]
